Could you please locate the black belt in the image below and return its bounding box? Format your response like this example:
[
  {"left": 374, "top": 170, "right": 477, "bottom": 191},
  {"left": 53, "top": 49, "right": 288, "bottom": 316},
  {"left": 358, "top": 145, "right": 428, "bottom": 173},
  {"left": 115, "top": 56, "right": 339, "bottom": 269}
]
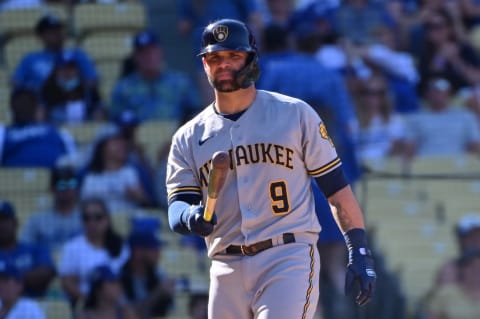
[{"left": 225, "top": 233, "right": 295, "bottom": 256}]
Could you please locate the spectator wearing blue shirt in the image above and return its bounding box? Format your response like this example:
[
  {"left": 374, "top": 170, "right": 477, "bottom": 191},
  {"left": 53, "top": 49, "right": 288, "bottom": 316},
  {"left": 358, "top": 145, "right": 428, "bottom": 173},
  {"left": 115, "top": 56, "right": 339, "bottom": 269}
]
[
  {"left": 0, "top": 88, "right": 76, "bottom": 168},
  {"left": 0, "top": 200, "right": 56, "bottom": 298},
  {"left": 12, "top": 14, "right": 98, "bottom": 94},
  {"left": 258, "top": 20, "right": 361, "bottom": 182},
  {"left": 110, "top": 30, "right": 200, "bottom": 123}
]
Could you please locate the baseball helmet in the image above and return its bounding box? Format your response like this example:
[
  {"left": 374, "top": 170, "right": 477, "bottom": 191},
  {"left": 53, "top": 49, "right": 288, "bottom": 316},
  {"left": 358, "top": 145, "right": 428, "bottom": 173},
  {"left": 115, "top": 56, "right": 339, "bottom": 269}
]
[{"left": 198, "top": 19, "right": 260, "bottom": 88}]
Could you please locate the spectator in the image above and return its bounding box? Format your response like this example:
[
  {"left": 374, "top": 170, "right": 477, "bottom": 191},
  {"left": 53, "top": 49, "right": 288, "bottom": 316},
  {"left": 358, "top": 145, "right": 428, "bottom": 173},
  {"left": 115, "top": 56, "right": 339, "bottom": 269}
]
[
  {"left": 0, "top": 261, "right": 46, "bottom": 319},
  {"left": 113, "top": 111, "right": 159, "bottom": 208},
  {"left": 416, "top": 8, "right": 480, "bottom": 93},
  {"left": 188, "top": 292, "right": 208, "bottom": 319},
  {"left": 354, "top": 73, "right": 407, "bottom": 162},
  {"left": 20, "top": 165, "right": 83, "bottom": 254},
  {"left": 12, "top": 14, "right": 98, "bottom": 94},
  {"left": 256, "top": 23, "right": 295, "bottom": 87},
  {"left": 333, "top": 0, "right": 395, "bottom": 45},
  {"left": 120, "top": 229, "right": 175, "bottom": 319},
  {"left": 348, "top": 24, "right": 420, "bottom": 113},
  {"left": 258, "top": 19, "right": 361, "bottom": 183},
  {"left": 75, "top": 265, "right": 137, "bottom": 319},
  {"left": 110, "top": 30, "right": 200, "bottom": 124},
  {"left": 424, "top": 249, "right": 480, "bottom": 319},
  {"left": 0, "top": 200, "right": 56, "bottom": 297},
  {"left": 434, "top": 214, "right": 480, "bottom": 287},
  {"left": 41, "top": 51, "right": 104, "bottom": 125},
  {"left": 403, "top": 77, "right": 480, "bottom": 157},
  {"left": 0, "top": 88, "right": 76, "bottom": 168},
  {"left": 80, "top": 127, "right": 150, "bottom": 213},
  {"left": 260, "top": 0, "right": 296, "bottom": 27},
  {"left": 57, "top": 197, "right": 130, "bottom": 307}
]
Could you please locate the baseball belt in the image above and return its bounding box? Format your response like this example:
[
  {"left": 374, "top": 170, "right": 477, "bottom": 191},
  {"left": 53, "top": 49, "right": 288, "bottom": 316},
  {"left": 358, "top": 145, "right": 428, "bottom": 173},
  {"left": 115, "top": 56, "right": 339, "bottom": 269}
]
[{"left": 225, "top": 233, "right": 295, "bottom": 256}]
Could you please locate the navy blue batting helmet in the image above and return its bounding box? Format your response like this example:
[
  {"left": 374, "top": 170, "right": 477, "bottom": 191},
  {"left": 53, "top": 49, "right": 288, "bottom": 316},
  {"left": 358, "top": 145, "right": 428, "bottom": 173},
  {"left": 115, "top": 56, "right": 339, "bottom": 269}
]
[{"left": 198, "top": 19, "right": 257, "bottom": 56}]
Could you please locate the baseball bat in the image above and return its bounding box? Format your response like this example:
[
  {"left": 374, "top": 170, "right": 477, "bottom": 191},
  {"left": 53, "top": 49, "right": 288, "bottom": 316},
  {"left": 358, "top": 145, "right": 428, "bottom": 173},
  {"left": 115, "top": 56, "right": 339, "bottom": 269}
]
[{"left": 203, "top": 151, "right": 230, "bottom": 222}]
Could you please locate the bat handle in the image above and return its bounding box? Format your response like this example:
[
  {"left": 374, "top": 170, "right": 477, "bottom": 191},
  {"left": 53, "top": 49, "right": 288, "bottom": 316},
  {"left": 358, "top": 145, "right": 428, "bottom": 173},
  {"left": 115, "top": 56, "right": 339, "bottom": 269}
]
[{"left": 203, "top": 197, "right": 217, "bottom": 222}]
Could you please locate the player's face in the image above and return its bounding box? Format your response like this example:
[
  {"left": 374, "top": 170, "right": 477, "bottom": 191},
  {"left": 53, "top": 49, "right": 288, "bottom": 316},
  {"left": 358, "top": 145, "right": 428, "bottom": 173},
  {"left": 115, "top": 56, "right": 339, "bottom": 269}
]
[{"left": 202, "top": 50, "right": 248, "bottom": 92}]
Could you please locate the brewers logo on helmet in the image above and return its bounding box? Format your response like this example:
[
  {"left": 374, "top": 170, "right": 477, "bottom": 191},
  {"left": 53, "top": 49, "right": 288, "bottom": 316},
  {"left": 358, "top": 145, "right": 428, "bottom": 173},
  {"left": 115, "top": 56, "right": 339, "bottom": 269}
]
[{"left": 213, "top": 25, "right": 228, "bottom": 42}]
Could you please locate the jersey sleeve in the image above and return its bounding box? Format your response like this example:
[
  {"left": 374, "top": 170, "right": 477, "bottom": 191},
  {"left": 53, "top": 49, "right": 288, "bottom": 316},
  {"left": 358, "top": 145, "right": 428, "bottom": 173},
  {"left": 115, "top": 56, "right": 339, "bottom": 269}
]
[
  {"left": 300, "top": 102, "right": 342, "bottom": 177},
  {"left": 166, "top": 131, "right": 202, "bottom": 205}
]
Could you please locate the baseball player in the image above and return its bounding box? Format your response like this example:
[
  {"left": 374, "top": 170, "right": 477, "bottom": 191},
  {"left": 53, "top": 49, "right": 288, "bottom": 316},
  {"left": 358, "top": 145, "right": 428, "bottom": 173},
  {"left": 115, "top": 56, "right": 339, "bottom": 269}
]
[{"left": 166, "top": 19, "right": 376, "bottom": 319}]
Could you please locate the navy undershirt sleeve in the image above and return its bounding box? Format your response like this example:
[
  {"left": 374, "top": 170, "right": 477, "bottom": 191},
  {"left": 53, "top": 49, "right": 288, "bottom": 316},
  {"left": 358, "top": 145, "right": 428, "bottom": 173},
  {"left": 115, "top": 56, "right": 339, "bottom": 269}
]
[
  {"left": 168, "top": 193, "right": 202, "bottom": 235},
  {"left": 314, "top": 166, "right": 349, "bottom": 198}
]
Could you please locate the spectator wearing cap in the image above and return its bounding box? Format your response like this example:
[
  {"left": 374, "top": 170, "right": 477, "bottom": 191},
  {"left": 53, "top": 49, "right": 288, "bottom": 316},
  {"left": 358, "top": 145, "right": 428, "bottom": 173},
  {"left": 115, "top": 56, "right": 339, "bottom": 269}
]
[
  {"left": 110, "top": 30, "right": 201, "bottom": 124},
  {"left": 40, "top": 51, "right": 105, "bottom": 125},
  {"left": 258, "top": 14, "right": 361, "bottom": 183},
  {"left": 0, "top": 200, "right": 56, "bottom": 298},
  {"left": 0, "top": 87, "right": 77, "bottom": 168},
  {"left": 20, "top": 165, "right": 83, "bottom": 254},
  {"left": 403, "top": 77, "right": 480, "bottom": 158},
  {"left": 0, "top": 261, "right": 46, "bottom": 319},
  {"left": 76, "top": 265, "right": 137, "bottom": 319},
  {"left": 120, "top": 226, "right": 174, "bottom": 319},
  {"left": 12, "top": 14, "right": 98, "bottom": 93}
]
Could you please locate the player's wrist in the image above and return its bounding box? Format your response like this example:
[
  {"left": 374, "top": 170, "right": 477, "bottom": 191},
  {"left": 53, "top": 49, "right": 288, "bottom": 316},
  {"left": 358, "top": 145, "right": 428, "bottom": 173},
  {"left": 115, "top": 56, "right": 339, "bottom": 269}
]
[{"left": 343, "top": 228, "right": 370, "bottom": 256}]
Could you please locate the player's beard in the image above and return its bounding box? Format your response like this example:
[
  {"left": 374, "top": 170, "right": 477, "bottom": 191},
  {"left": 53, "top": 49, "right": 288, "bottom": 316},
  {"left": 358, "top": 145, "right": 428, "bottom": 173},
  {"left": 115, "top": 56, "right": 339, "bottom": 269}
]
[{"left": 208, "top": 69, "right": 241, "bottom": 92}]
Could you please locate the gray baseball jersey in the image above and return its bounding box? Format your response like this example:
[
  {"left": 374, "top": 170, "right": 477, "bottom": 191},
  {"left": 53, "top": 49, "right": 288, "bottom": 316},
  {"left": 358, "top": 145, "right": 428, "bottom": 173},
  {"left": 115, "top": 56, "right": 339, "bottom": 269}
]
[{"left": 166, "top": 89, "right": 341, "bottom": 257}]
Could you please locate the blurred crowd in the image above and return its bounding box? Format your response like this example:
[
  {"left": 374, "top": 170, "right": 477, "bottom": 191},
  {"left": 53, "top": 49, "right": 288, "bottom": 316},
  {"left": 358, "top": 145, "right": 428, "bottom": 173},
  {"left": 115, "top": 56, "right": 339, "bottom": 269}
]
[{"left": 1, "top": 0, "right": 480, "bottom": 318}]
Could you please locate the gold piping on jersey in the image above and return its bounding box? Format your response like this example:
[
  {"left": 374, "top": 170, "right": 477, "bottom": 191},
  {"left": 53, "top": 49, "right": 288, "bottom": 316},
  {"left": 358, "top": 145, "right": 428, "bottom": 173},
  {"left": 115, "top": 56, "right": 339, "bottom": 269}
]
[
  {"left": 308, "top": 157, "right": 341, "bottom": 176},
  {"left": 167, "top": 186, "right": 202, "bottom": 200},
  {"left": 302, "top": 244, "right": 315, "bottom": 319}
]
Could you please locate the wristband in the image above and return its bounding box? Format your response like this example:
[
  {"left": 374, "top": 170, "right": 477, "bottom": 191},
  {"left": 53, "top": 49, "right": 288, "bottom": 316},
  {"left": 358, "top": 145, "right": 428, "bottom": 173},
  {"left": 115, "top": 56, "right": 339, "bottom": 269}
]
[{"left": 344, "top": 228, "right": 369, "bottom": 254}]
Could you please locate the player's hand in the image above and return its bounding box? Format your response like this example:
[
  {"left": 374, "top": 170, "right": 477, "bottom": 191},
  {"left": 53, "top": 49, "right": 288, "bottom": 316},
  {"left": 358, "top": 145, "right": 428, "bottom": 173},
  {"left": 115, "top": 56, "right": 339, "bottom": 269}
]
[
  {"left": 186, "top": 205, "right": 217, "bottom": 237},
  {"left": 344, "top": 247, "right": 376, "bottom": 306}
]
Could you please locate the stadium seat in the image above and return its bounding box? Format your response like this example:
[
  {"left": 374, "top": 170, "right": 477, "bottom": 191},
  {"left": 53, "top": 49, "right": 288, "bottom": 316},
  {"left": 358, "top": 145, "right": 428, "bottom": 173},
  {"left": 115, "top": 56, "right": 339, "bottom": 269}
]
[
  {"left": 73, "top": 3, "right": 146, "bottom": 38},
  {"left": 136, "top": 120, "right": 179, "bottom": 163},
  {"left": 408, "top": 155, "right": 480, "bottom": 175},
  {"left": 3, "top": 35, "right": 42, "bottom": 72},
  {"left": 470, "top": 25, "right": 480, "bottom": 53},
  {"left": 0, "top": 5, "right": 68, "bottom": 38},
  {"left": 96, "top": 60, "right": 124, "bottom": 103},
  {"left": 38, "top": 299, "right": 72, "bottom": 319},
  {"left": 61, "top": 122, "right": 109, "bottom": 146},
  {"left": 0, "top": 76, "right": 10, "bottom": 124},
  {"left": 0, "top": 168, "right": 50, "bottom": 193},
  {"left": 3, "top": 35, "right": 76, "bottom": 75},
  {"left": 80, "top": 31, "right": 134, "bottom": 62}
]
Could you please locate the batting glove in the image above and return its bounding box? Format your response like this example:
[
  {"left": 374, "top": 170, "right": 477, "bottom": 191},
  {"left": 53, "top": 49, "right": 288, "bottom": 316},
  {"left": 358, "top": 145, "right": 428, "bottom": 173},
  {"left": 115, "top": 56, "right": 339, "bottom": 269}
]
[
  {"left": 186, "top": 205, "right": 217, "bottom": 237},
  {"left": 344, "top": 228, "right": 376, "bottom": 306}
]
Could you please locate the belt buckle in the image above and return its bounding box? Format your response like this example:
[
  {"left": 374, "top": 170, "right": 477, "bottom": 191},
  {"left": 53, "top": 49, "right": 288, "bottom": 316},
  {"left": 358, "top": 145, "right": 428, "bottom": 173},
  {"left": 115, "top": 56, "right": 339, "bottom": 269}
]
[{"left": 240, "top": 244, "right": 256, "bottom": 256}]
